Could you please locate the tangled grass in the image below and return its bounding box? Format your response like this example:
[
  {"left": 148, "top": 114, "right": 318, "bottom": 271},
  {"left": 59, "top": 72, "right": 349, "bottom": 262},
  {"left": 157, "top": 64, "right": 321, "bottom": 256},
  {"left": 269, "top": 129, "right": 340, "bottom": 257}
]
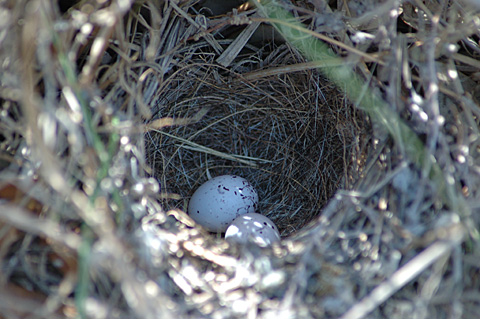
[
  {"left": 144, "top": 42, "right": 368, "bottom": 236},
  {"left": 0, "top": 0, "right": 479, "bottom": 318}
]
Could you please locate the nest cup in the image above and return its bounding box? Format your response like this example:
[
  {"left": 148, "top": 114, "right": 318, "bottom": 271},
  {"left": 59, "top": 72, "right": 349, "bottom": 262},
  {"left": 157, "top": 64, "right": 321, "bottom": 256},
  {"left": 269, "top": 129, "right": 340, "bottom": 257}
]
[{"left": 146, "top": 43, "right": 369, "bottom": 237}]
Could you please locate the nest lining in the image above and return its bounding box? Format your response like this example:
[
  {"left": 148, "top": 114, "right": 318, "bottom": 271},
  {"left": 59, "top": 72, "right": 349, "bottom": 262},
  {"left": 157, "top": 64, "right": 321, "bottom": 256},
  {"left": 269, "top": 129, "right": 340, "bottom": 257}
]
[{"left": 146, "top": 43, "right": 368, "bottom": 236}]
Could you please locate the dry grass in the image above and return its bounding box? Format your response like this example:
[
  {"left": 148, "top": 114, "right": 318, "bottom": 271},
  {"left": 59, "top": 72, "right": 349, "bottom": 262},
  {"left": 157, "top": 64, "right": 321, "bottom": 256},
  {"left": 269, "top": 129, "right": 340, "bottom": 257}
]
[
  {"left": 144, "top": 42, "right": 367, "bottom": 236},
  {"left": 0, "top": 0, "right": 479, "bottom": 318}
]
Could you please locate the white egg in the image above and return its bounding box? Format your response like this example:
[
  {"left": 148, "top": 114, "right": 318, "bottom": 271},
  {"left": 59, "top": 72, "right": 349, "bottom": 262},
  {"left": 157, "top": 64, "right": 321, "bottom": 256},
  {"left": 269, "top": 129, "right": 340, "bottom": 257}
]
[
  {"left": 188, "top": 175, "right": 258, "bottom": 232},
  {"left": 225, "top": 212, "right": 280, "bottom": 246}
]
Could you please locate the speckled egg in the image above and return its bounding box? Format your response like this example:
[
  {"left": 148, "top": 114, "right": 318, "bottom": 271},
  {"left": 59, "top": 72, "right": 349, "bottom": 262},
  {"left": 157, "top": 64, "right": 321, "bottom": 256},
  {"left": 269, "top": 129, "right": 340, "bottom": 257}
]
[
  {"left": 225, "top": 212, "right": 280, "bottom": 246},
  {"left": 187, "top": 175, "right": 259, "bottom": 232}
]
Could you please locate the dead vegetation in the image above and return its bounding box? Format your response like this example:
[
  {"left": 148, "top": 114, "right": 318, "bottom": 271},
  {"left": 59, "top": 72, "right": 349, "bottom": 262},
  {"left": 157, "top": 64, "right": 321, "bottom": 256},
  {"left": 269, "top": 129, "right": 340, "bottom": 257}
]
[
  {"left": 0, "top": 0, "right": 479, "bottom": 318},
  {"left": 144, "top": 44, "right": 368, "bottom": 236}
]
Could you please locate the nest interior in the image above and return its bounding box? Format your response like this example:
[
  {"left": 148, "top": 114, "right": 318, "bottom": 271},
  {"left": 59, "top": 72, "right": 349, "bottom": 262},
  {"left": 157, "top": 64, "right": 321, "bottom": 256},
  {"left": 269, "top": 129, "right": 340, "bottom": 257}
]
[{"left": 145, "top": 43, "right": 368, "bottom": 236}]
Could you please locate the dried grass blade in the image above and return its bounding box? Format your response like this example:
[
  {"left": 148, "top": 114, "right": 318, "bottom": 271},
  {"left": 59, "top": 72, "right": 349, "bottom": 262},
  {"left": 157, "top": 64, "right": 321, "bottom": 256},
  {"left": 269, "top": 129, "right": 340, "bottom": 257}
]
[
  {"left": 242, "top": 60, "right": 347, "bottom": 81},
  {"left": 145, "top": 107, "right": 209, "bottom": 130},
  {"left": 217, "top": 20, "right": 261, "bottom": 67},
  {"left": 152, "top": 130, "right": 270, "bottom": 166},
  {"left": 339, "top": 223, "right": 465, "bottom": 319}
]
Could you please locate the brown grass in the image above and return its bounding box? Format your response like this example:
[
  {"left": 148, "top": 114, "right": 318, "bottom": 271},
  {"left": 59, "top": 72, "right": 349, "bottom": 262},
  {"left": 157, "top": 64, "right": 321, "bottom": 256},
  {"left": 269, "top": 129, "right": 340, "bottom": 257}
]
[
  {"left": 0, "top": 0, "right": 479, "bottom": 318},
  {"left": 145, "top": 43, "right": 368, "bottom": 236}
]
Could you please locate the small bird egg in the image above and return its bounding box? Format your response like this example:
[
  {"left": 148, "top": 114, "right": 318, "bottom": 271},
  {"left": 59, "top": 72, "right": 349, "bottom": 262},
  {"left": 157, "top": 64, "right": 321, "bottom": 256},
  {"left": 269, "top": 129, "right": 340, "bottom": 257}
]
[
  {"left": 188, "top": 175, "right": 258, "bottom": 233},
  {"left": 225, "top": 212, "right": 280, "bottom": 246}
]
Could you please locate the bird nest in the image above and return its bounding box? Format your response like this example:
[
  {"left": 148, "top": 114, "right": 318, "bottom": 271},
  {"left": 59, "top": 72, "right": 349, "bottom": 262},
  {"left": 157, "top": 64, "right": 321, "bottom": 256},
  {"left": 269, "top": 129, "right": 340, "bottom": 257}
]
[
  {"left": 1, "top": 0, "right": 479, "bottom": 319},
  {"left": 145, "top": 43, "right": 368, "bottom": 236}
]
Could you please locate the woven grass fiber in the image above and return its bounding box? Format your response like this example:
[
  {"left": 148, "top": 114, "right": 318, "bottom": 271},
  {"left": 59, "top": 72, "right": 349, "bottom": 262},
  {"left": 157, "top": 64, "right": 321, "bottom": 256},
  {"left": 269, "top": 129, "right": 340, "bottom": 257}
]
[
  {"left": 0, "top": 0, "right": 479, "bottom": 319},
  {"left": 145, "top": 42, "right": 368, "bottom": 236}
]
